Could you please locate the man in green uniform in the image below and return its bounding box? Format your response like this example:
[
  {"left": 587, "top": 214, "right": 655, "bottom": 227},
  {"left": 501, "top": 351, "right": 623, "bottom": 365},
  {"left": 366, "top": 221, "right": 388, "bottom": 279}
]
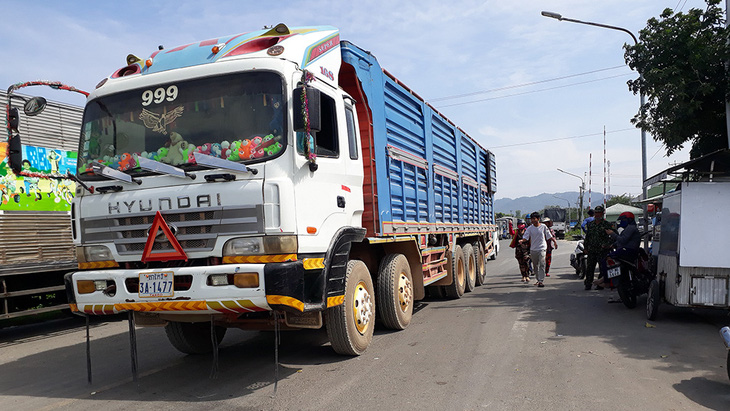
[{"left": 583, "top": 205, "right": 613, "bottom": 290}]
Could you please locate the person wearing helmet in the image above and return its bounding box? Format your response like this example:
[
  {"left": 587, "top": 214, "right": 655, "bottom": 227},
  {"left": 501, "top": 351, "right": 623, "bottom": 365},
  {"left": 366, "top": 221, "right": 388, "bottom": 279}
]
[
  {"left": 541, "top": 217, "right": 559, "bottom": 277},
  {"left": 509, "top": 221, "right": 531, "bottom": 282},
  {"left": 583, "top": 205, "right": 613, "bottom": 290},
  {"left": 606, "top": 211, "right": 641, "bottom": 261}
]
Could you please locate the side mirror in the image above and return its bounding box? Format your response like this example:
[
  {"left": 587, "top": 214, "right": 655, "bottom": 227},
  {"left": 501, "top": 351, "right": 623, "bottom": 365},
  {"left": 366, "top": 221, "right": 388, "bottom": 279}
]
[
  {"left": 293, "top": 86, "right": 321, "bottom": 132},
  {"left": 23, "top": 96, "right": 47, "bottom": 116}
]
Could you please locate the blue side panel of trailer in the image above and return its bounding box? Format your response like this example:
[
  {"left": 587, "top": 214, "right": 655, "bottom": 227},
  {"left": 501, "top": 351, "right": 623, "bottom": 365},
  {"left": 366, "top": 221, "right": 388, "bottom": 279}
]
[{"left": 341, "top": 41, "right": 496, "bottom": 234}]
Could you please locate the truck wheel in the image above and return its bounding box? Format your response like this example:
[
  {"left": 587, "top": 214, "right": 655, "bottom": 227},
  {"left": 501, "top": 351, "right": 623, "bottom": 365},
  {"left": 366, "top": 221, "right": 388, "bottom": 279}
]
[
  {"left": 325, "top": 260, "right": 375, "bottom": 355},
  {"left": 444, "top": 245, "right": 466, "bottom": 299},
  {"left": 165, "top": 321, "right": 226, "bottom": 355},
  {"left": 376, "top": 254, "right": 413, "bottom": 330},
  {"left": 646, "top": 279, "right": 660, "bottom": 320},
  {"left": 474, "top": 242, "right": 487, "bottom": 286},
  {"left": 462, "top": 244, "right": 476, "bottom": 292}
]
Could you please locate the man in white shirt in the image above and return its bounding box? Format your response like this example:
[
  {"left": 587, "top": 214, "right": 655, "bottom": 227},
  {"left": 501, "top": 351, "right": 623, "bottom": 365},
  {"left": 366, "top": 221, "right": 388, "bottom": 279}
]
[{"left": 521, "top": 212, "right": 553, "bottom": 287}]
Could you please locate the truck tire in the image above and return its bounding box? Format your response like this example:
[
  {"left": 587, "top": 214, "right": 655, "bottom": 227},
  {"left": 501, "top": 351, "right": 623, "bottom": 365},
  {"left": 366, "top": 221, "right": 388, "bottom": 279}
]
[
  {"left": 474, "top": 242, "right": 487, "bottom": 286},
  {"left": 165, "top": 321, "right": 226, "bottom": 355},
  {"left": 462, "top": 244, "right": 476, "bottom": 293},
  {"left": 646, "top": 279, "right": 660, "bottom": 320},
  {"left": 444, "top": 245, "right": 466, "bottom": 299},
  {"left": 325, "top": 260, "right": 375, "bottom": 355},
  {"left": 376, "top": 254, "right": 413, "bottom": 330}
]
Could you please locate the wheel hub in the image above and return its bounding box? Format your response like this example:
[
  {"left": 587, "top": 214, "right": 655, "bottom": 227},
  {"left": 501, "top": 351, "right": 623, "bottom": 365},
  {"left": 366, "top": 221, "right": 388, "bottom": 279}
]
[
  {"left": 398, "top": 273, "right": 413, "bottom": 312},
  {"left": 352, "top": 281, "right": 373, "bottom": 334}
]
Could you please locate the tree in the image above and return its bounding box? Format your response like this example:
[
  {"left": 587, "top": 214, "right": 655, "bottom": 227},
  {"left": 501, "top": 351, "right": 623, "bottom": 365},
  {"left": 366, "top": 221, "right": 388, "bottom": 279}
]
[
  {"left": 624, "top": 0, "right": 730, "bottom": 158},
  {"left": 606, "top": 193, "right": 634, "bottom": 208}
]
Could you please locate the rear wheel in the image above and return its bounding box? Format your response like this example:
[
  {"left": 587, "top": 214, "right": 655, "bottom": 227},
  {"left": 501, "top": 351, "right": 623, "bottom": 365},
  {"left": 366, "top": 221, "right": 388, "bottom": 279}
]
[
  {"left": 462, "top": 244, "right": 476, "bottom": 293},
  {"left": 165, "top": 321, "right": 226, "bottom": 355},
  {"left": 646, "top": 279, "right": 660, "bottom": 320},
  {"left": 474, "top": 242, "right": 487, "bottom": 286},
  {"left": 444, "top": 245, "right": 466, "bottom": 299},
  {"left": 325, "top": 260, "right": 375, "bottom": 355},
  {"left": 618, "top": 267, "right": 638, "bottom": 309},
  {"left": 376, "top": 254, "right": 413, "bottom": 330}
]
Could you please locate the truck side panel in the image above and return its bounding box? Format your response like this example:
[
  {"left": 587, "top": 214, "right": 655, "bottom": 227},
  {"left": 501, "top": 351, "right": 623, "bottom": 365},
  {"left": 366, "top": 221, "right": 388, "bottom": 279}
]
[{"left": 340, "top": 41, "right": 495, "bottom": 236}]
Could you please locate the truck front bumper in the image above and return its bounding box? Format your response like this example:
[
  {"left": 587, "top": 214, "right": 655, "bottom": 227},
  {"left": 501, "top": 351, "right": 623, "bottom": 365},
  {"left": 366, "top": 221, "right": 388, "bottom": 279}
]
[{"left": 65, "top": 264, "right": 271, "bottom": 315}]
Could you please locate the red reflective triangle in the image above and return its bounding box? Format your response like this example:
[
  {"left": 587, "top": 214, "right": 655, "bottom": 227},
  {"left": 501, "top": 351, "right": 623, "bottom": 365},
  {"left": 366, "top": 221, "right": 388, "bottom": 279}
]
[{"left": 141, "top": 211, "right": 188, "bottom": 262}]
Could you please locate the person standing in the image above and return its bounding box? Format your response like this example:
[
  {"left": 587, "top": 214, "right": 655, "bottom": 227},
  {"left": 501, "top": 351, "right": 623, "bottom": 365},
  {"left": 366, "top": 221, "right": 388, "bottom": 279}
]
[
  {"left": 542, "top": 217, "right": 558, "bottom": 277},
  {"left": 509, "top": 222, "right": 531, "bottom": 282},
  {"left": 522, "top": 212, "right": 553, "bottom": 287},
  {"left": 581, "top": 209, "right": 595, "bottom": 234},
  {"left": 583, "top": 205, "right": 613, "bottom": 290}
]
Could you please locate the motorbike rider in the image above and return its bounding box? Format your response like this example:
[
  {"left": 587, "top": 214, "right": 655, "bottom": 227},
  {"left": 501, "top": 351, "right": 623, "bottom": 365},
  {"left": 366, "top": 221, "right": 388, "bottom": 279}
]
[
  {"left": 583, "top": 205, "right": 613, "bottom": 290},
  {"left": 606, "top": 212, "right": 641, "bottom": 261}
]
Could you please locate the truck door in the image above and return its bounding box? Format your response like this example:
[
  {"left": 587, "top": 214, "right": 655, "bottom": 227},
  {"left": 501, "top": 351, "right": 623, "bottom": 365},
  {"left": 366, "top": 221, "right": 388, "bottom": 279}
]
[{"left": 293, "top": 89, "right": 364, "bottom": 252}]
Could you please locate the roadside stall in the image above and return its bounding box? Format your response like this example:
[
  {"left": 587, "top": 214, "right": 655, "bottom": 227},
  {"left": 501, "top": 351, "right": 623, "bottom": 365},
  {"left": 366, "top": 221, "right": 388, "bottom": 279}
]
[{"left": 643, "top": 149, "right": 730, "bottom": 320}]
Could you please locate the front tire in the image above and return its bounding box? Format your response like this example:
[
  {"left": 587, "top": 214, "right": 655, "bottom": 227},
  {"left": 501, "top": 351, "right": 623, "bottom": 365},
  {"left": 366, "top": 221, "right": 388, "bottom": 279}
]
[
  {"left": 325, "top": 260, "right": 375, "bottom": 355},
  {"left": 646, "top": 279, "right": 660, "bottom": 320},
  {"left": 165, "top": 321, "right": 226, "bottom": 355},
  {"left": 376, "top": 254, "right": 413, "bottom": 330},
  {"left": 444, "top": 245, "right": 466, "bottom": 299},
  {"left": 618, "top": 267, "right": 638, "bottom": 309},
  {"left": 462, "top": 244, "right": 476, "bottom": 293}
]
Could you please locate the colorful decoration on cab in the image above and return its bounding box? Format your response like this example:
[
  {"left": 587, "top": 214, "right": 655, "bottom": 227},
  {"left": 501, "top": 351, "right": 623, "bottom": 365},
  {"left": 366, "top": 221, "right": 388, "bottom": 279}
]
[{"left": 300, "top": 70, "right": 317, "bottom": 168}]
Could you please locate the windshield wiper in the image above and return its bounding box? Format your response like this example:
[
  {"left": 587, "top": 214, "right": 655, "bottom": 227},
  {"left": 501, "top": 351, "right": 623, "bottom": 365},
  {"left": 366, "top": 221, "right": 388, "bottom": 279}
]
[
  {"left": 91, "top": 162, "right": 142, "bottom": 185},
  {"left": 138, "top": 157, "right": 196, "bottom": 180},
  {"left": 193, "top": 152, "right": 259, "bottom": 175}
]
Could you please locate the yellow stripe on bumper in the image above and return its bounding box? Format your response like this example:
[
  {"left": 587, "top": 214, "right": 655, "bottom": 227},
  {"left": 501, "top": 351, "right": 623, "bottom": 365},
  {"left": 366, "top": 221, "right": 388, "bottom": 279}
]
[
  {"left": 78, "top": 261, "right": 119, "bottom": 269},
  {"left": 326, "top": 295, "right": 344, "bottom": 308},
  {"left": 266, "top": 295, "right": 304, "bottom": 312},
  {"left": 223, "top": 254, "right": 297, "bottom": 264},
  {"left": 303, "top": 258, "right": 325, "bottom": 270}
]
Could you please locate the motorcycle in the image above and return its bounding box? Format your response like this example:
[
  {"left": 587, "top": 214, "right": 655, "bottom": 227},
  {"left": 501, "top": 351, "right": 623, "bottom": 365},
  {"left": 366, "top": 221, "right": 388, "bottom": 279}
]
[
  {"left": 569, "top": 237, "right": 586, "bottom": 279},
  {"left": 605, "top": 245, "right": 654, "bottom": 309},
  {"left": 720, "top": 326, "right": 730, "bottom": 381}
]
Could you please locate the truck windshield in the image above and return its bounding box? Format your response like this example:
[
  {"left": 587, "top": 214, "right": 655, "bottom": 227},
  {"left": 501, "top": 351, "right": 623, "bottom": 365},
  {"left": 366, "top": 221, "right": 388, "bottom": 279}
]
[{"left": 77, "top": 71, "right": 285, "bottom": 176}]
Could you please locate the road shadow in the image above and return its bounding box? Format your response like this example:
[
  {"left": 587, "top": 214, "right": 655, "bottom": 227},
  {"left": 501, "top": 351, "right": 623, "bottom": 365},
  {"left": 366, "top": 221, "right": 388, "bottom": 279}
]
[{"left": 0, "top": 322, "right": 347, "bottom": 405}]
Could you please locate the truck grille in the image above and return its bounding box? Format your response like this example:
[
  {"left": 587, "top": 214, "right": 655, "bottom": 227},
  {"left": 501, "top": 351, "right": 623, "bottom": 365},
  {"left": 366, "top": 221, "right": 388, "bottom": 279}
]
[{"left": 79, "top": 206, "right": 264, "bottom": 256}]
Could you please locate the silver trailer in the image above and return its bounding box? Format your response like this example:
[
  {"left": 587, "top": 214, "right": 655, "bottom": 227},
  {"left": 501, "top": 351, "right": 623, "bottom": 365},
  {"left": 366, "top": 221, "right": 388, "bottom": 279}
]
[{"left": 644, "top": 149, "right": 730, "bottom": 320}]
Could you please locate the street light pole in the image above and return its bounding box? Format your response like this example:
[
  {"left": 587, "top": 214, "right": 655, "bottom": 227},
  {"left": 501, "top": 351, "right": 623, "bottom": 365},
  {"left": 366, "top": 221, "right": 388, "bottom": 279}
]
[
  {"left": 543, "top": 11, "right": 649, "bottom": 244},
  {"left": 557, "top": 168, "right": 585, "bottom": 223}
]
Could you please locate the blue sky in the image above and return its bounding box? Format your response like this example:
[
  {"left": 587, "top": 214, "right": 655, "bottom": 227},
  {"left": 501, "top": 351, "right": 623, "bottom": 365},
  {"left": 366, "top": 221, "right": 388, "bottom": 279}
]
[{"left": 0, "top": 0, "right": 709, "bottom": 201}]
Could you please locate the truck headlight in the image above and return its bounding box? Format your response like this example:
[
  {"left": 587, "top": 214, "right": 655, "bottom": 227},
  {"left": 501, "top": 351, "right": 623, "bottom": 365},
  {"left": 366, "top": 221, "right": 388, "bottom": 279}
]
[
  {"left": 77, "top": 245, "right": 114, "bottom": 262},
  {"left": 223, "top": 236, "right": 297, "bottom": 256}
]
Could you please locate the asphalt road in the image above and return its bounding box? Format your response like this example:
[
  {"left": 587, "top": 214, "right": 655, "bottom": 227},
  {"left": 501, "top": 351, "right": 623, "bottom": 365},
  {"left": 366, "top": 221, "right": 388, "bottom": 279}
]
[{"left": 2, "top": 241, "right": 729, "bottom": 410}]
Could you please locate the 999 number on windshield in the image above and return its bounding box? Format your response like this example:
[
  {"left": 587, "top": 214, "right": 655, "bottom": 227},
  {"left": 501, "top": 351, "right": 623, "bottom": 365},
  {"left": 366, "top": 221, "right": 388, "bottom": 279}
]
[{"left": 141, "top": 85, "right": 178, "bottom": 106}]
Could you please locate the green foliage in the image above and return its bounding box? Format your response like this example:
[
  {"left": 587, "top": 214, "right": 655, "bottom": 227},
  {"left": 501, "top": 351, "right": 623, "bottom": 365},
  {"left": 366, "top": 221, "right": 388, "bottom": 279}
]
[
  {"left": 496, "top": 212, "right": 506, "bottom": 218},
  {"left": 606, "top": 193, "right": 635, "bottom": 208},
  {"left": 625, "top": 0, "right": 730, "bottom": 158}
]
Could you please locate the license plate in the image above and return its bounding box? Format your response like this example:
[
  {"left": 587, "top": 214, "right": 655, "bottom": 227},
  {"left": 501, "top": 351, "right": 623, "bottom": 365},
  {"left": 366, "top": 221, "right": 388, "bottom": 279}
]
[
  {"left": 139, "top": 271, "right": 174, "bottom": 298},
  {"left": 607, "top": 267, "right": 621, "bottom": 279}
]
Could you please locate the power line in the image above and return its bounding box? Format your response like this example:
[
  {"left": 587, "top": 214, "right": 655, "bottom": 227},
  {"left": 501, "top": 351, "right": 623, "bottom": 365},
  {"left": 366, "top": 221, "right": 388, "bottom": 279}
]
[
  {"left": 489, "top": 127, "right": 635, "bottom": 149},
  {"left": 430, "top": 65, "right": 628, "bottom": 102},
  {"left": 435, "top": 73, "right": 633, "bottom": 108}
]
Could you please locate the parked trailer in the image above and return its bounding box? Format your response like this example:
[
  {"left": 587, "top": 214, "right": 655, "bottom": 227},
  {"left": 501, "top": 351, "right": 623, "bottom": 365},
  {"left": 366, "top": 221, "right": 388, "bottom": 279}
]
[
  {"left": 644, "top": 149, "right": 730, "bottom": 320},
  {"left": 1, "top": 85, "right": 85, "bottom": 320},
  {"left": 22, "top": 25, "right": 499, "bottom": 359}
]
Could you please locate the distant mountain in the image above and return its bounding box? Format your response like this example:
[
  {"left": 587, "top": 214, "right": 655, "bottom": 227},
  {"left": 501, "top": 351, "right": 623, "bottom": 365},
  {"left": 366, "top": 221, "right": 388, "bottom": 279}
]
[{"left": 495, "top": 192, "right": 606, "bottom": 217}]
